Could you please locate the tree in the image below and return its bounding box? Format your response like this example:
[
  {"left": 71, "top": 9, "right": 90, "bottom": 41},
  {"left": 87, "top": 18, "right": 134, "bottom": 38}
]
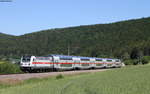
[{"left": 122, "top": 52, "right": 130, "bottom": 60}]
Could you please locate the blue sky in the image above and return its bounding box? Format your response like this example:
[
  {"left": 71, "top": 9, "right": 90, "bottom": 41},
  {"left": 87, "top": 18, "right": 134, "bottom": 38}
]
[{"left": 0, "top": 0, "right": 150, "bottom": 35}]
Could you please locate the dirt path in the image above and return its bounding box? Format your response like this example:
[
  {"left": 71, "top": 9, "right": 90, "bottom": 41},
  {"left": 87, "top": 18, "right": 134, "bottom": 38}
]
[{"left": 0, "top": 69, "right": 110, "bottom": 84}]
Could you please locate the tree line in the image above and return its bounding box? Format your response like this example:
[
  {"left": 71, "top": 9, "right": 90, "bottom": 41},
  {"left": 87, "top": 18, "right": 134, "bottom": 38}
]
[{"left": 1, "top": 17, "right": 150, "bottom": 64}]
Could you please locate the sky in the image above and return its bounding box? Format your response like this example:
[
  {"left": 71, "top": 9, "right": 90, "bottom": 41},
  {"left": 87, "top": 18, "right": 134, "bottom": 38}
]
[{"left": 0, "top": 0, "right": 150, "bottom": 35}]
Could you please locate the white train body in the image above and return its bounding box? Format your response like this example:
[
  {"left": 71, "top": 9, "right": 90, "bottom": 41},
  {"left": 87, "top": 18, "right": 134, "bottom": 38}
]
[{"left": 20, "top": 55, "right": 124, "bottom": 72}]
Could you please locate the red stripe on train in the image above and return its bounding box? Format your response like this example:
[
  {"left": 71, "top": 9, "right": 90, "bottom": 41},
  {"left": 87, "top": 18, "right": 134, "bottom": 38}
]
[{"left": 32, "top": 62, "right": 53, "bottom": 64}]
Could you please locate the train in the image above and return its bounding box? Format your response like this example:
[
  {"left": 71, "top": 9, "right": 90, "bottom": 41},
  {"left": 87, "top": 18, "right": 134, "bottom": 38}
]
[{"left": 20, "top": 54, "right": 124, "bottom": 72}]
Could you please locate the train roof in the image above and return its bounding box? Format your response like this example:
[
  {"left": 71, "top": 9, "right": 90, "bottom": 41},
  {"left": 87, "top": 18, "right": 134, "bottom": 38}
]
[
  {"left": 48, "top": 54, "right": 118, "bottom": 60},
  {"left": 49, "top": 54, "right": 91, "bottom": 59}
]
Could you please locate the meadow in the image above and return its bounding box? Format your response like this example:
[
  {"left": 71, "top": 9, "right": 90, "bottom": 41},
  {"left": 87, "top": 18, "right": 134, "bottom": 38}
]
[{"left": 0, "top": 65, "right": 150, "bottom": 94}]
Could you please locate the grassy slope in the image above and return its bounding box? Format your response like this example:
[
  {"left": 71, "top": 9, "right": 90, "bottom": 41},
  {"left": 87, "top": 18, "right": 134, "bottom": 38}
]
[{"left": 0, "top": 65, "right": 150, "bottom": 94}]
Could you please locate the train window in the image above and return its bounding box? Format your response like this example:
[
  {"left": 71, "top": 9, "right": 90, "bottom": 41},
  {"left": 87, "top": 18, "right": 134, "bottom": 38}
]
[
  {"left": 55, "top": 60, "right": 59, "bottom": 63},
  {"left": 60, "top": 57, "right": 72, "bottom": 60},
  {"left": 95, "top": 59, "right": 103, "bottom": 61},
  {"left": 81, "top": 59, "right": 89, "bottom": 61},
  {"left": 22, "top": 56, "right": 31, "bottom": 62},
  {"left": 27, "top": 58, "right": 30, "bottom": 61},
  {"left": 115, "top": 60, "right": 119, "bottom": 62},
  {"left": 74, "top": 60, "right": 80, "bottom": 63},
  {"left": 22, "top": 58, "right": 30, "bottom": 62},
  {"left": 91, "top": 61, "right": 95, "bottom": 63},
  {"left": 22, "top": 58, "right": 26, "bottom": 62},
  {"left": 44, "top": 57, "right": 50, "bottom": 60},
  {"left": 107, "top": 60, "right": 112, "bottom": 62},
  {"left": 36, "top": 57, "right": 50, "bottom": 60}
]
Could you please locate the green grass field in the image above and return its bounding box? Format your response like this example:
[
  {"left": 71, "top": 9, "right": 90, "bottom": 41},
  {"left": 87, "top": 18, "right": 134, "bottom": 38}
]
[{"left": 0, "top": 65, "right": 150, "bottom": 94}]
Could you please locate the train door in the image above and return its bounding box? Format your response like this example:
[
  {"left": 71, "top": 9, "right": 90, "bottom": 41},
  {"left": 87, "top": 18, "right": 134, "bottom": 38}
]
[
  {"left": 103, "top": 59, "right": 107, "bottom": 68},
  {"left": 73, "top": 58, "right": 81, "bottom": 69},
  {"left": 112, "top": 59, "right": 116, "bottom": 67},
  {"left": 53, "top": 56, "right": 60, "bottom": 69},
  {"left": 106, "top": 59, "right": 113, "bottom": 68},
  {"left": 90, "top": 58, "right": 95, "bottom": 68},
  {"left": 95, "top": 58, "right": 103, "bottom": 68},
  {"left": 80, "top": 58, "right": 90, "bottom": 69}
]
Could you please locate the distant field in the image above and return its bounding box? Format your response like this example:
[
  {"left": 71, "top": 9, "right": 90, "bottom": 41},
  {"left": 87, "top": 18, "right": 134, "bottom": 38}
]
[
  {"left": 0, "top": 61, "right": 5, "bottom": 64},
  {"left": 0, "top": 65, "right": 150, "bottom": 94}
]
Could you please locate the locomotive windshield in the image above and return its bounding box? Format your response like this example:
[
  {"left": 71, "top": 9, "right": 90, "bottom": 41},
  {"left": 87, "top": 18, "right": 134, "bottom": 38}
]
[{"left": 22, "top": 56, "right": 31, "bottom": 62}]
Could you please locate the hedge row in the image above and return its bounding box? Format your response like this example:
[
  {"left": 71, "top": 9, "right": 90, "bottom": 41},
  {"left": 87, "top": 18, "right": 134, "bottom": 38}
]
[
  {"left": 124, "top": 56, "right": 150, "bottom": 65},
  {"left": 0, "top": 61, "right": 22, "bottom": 74}
]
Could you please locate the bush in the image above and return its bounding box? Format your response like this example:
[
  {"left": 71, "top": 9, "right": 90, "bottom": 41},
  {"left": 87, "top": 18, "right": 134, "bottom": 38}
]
[
  {"left": 141, "top": 57, "right": 149, "bottom": 65},
  {"left": 124, "top": 59, "right": 141, "bottom": 65},
  {"left": 56, "top": 74, "right": 64, "bottom": 79},
  {"left": 133, "top": 59, "right": 139, "bottom": 65},
  {"left": 0, "top": 61, "right": 22, "bottom": 74},
  {"left": 124, "top": 59, "right": 134, "bottom": 65},
  {"left": 124, "top": 57, "right": 150, "bottom": 65}
]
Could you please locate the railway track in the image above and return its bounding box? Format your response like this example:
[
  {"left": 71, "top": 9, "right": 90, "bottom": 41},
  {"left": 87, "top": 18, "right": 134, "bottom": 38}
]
[{"left": 0, "top": 69, "right": 110, "bottom": 84}]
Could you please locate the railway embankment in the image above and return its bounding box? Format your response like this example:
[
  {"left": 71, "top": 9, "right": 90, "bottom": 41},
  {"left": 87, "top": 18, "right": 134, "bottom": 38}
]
[{"left": 0, "top": 69, "right": 110, "bottom": 84}]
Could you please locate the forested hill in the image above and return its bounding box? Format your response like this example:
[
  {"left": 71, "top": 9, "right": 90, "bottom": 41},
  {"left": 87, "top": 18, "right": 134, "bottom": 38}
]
[
  {"left": 0, "top": 33, "right": 14, "bottom": 39},
  {"left": 1, "top": 17, "right": 150, "bottom": 60}
]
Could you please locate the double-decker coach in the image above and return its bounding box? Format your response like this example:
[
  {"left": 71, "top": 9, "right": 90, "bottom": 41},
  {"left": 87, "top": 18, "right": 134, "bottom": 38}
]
[{"left": 20, "top": 54, "right": 124, "bottom": 72}]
